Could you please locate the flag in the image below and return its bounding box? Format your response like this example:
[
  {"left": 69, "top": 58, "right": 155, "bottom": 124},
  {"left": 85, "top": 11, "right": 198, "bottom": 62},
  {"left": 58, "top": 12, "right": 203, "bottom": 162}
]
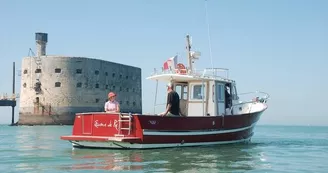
[{"left": 163, "top": 55, "right": 178, "bottom": 70}]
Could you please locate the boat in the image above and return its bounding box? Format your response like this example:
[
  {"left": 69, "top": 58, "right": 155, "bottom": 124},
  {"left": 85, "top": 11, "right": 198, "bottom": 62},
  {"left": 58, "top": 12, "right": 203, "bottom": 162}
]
[{"left": 60, "top": 35, "right": 270, "bottom": 149}]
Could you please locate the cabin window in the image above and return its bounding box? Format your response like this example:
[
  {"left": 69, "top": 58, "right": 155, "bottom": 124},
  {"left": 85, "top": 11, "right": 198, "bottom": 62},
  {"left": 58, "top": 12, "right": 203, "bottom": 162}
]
[
  {"left": 55, "top": 68, "right": 61, "bottom": 73},
  {"left": 95, "top": 70, "right": 99, "bottom": 75},
  {"left": 23, "top": 69, "right": 28, "bottom": 74},
  {"left": 55, "top": 82, "right": 61, "bottom": 87},
  {"left": 76, "top": 82, "right": 82, "bottom": 88},
  {"left": 35, "top": 69, "right": 41, "bottom": 73},
  {"left": 231, "top": 84, "right": 238, "bottom": 100},
  {"left": 176, "top": 84, "right": 188, "bottom": 100},
  {"left": 76, "top": 69, "right": 82, "bottom": 74},
  {"left": 217, "top": 85, "right": 225, "bottom": 101},
  {"left": 182, "top": 85, "right": 188, "bottom": 100},
  {"left": 176, "top": 85, "right": 182, "bottom": 96},
  {"left": 191, "top": 84, "right": 206, "bottom": 100}
]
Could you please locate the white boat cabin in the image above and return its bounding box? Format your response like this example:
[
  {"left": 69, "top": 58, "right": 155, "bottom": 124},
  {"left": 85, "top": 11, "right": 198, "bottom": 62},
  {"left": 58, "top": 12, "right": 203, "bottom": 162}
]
[
  {"left": 146, "top": 35, "right": 268, "bottom": 117},
  {"left": 147, "top": 67, "right": 242, "bottom": 116}
]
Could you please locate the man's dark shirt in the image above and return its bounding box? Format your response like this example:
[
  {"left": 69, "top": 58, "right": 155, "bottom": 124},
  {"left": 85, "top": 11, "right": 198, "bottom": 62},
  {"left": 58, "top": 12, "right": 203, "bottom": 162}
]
[{"left": 167, "top": 90, "right": 180, "bottom": 115}]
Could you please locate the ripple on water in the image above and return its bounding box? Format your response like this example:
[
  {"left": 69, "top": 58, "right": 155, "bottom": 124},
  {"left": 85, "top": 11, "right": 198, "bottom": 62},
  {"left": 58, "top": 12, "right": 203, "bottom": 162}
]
[{"left": 0, "top": 125, "right": 328, "bottom": 173}]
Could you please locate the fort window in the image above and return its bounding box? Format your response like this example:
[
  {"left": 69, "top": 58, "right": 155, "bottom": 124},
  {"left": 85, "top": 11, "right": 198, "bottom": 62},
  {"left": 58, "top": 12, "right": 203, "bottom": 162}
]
[
  {"left": 23, "top": 69, "right": 28, "bottom": 74},
  {"left": 105, "top": 85, "right": 109, "bottom": 89},
  {"left": 55, "top": 82, "right": 61, "bottom": 87},
  {"left": 95, "top": 83, "right": 99, "bottom": 88},
  {"left": 23, "top": 83, "right": 26, "bottom": 88},
  {"left": 112, "top": 73, "right": 115, "bottom": 78},
  {"left": 133, "top": 101, "right": 136, "bottom": 106},
  {"left": 126, "top": 88, "right": 129, "bottom": 92},
  {"left": 112, "top": 86, "right": 116, "bottom": 90},
  {"left": 76, "top": 82, "right": 82, "bottom": 88},
  {"left": 105, "top": 72, "right": 108, "bottom": 76},
  {"left": 126, "top": 76, "right": 129, "bottom": 79},
  {"left": 120, "top": 101, "right": 122, "bottom": 105},
  {"left": 35, "top": 97, "right": 39, "bottom": 104},
  {"left": 95, "top": 70, "right": 99, "bottom": 75},
  {"left": 120, "top": 86, "right": 122, "bottom": 91},
  {"left": 55, "top": 68, "right": 61, "bottom": 73},
  {"left": 76, "top": 69, "right": 82, "bottom": 74},
  {"left": 133, "top": 88, "right": 135, "bottom": 92},
  {"left": 119, "top": 74, "right": 122, "bottom": 79},
  {"left": 95, "top": 99, "right": 99, "bottom": 103},
  {"left": 35, "top": 69, "right": 41, "bottom": 73},
  {"left": 126, "top": 101, "right": 130, "bottom": 106}
]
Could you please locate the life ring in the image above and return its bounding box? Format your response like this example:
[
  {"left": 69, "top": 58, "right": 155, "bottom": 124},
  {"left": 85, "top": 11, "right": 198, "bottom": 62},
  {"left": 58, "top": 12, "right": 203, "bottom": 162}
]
[{"left": 175, "top": 63, "right": 187, "bottom": 74}]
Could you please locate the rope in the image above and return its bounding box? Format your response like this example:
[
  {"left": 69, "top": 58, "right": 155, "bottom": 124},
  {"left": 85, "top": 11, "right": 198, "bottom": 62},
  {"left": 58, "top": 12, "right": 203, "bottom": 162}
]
[{"left": 205, "top": 0, "right": 214, "bottom": 73}]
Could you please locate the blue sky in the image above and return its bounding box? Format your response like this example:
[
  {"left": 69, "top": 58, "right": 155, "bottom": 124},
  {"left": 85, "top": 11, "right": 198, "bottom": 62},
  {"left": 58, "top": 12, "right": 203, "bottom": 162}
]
[{"left": 0, "top": 0, "right": 327, "bottom": 125}]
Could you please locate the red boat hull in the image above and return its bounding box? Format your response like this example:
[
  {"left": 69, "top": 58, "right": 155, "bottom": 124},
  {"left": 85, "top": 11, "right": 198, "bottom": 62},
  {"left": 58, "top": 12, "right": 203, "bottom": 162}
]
[{"left": 61, "top": 112, "right": 263, "bottom": 149}]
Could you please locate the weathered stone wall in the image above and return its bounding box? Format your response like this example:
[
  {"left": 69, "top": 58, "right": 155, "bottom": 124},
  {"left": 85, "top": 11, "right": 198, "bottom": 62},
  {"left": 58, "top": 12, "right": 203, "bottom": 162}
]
[{"left": 18, "top": 56, "right": 142, "bottom": 125}]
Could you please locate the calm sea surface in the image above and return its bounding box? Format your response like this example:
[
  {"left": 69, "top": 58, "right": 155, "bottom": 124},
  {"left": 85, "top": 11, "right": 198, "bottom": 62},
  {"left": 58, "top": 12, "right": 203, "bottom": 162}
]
[{"left": 0, "top": 125, "right": 327, "bottom": 173}]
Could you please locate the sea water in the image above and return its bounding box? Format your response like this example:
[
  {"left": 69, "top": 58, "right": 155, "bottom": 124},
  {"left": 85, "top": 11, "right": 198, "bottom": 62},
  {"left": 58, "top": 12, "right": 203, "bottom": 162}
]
[{"left": 0, "top": 125, "right": 327, "bottom": 173}]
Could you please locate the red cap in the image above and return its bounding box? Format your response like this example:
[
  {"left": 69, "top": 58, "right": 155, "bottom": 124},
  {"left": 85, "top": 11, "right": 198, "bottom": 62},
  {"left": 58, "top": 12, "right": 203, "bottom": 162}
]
[{"left": 108, "top": 92, "right": 116, "bottom": 98}]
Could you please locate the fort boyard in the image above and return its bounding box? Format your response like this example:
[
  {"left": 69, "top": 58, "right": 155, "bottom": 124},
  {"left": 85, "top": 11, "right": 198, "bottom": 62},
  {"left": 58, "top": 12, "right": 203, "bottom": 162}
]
[{"left": 18, "top": 33, "right": 142, "bottom": 125}]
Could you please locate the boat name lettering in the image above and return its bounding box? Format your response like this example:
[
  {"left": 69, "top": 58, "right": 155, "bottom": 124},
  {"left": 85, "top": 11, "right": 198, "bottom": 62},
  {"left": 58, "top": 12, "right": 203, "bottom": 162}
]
[
  {"left": 94, "top": 120, "right": 115, "bottom": 128},
  {"left": 114, "top": 120, "right": 118, "bottom": 131},
  {"left": 149, "top": 120, "right": 157, "bottom": 125}
]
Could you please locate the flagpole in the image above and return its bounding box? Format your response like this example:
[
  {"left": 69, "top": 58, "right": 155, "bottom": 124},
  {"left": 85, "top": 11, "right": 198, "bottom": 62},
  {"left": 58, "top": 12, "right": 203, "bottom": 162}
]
[{"left": 186, "top": 35, "right": 192, "bottom": 72}]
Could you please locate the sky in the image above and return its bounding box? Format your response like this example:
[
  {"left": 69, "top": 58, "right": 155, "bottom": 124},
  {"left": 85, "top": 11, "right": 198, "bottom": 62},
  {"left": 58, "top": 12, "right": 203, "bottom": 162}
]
[{"left": 0, "top": 0, "right": 327, "bottom": 126}]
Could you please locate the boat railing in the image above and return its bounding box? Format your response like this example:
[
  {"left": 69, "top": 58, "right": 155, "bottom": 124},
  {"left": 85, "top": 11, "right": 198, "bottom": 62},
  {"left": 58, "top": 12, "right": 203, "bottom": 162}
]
[
  {"left": 234, "top": 91, "right": 270, "bottom": 106},
  {"left": 151, "top": 67, "right": 231, "bottom": 81},
  {"left": 0, "top": 93, "right": 18, "bottom": 101}
]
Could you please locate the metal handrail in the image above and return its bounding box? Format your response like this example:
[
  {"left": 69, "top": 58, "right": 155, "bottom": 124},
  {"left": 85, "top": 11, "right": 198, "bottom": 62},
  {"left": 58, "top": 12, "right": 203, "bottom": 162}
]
[
  {"left": 235, "top": 91, "right": 270, "bottom": 105},
  {"left": 150, "top": 67, "right": 232, "bottom": 82},
  {"left": 238, "top": 91, "right": 270, "bottom": 99}
]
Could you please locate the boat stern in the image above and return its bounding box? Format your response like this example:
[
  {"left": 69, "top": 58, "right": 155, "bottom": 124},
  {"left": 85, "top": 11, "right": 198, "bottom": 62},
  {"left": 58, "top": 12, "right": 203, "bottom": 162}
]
[{"left": 60, "top": 112, "right": 143, "bottom": 148}]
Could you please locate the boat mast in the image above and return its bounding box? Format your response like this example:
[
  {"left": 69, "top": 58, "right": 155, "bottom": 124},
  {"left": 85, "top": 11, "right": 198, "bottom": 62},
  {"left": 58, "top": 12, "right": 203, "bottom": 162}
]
[{"left": 186, "top": 35, "right": 192, "bottom": 72}]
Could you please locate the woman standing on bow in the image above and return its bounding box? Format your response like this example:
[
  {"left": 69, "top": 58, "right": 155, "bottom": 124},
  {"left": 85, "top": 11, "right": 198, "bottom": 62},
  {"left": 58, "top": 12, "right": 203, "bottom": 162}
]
[{"left": 104, "top": 92, "right": 120, "bottom": 113}]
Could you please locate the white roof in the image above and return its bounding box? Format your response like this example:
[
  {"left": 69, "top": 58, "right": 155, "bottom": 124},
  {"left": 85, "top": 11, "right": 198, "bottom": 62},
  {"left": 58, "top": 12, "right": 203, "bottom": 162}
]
[{"left": 146, "top": 69, "right": 234, "bottom": 83}]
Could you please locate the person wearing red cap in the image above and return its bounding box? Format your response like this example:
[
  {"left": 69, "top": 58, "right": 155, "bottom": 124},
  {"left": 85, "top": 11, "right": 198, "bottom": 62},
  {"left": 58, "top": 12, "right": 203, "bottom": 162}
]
[{"left": 104, "top": 92, "right": 120, "bottom": 113}]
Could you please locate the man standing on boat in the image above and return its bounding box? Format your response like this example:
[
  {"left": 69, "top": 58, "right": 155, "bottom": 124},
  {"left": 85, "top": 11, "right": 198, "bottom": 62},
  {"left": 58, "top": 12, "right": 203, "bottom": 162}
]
[{"left": 160, "top": 82, "right": 183, "bottom": 117}]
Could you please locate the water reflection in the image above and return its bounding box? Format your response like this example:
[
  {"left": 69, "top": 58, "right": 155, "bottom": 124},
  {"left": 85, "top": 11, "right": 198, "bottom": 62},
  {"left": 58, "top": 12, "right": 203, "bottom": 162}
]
[
  {"left": 60, "top": 149, "right": 144, "bottom": 171},
  {"left": 59, "top": 143, "right": 268, "bottom": 172}
]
